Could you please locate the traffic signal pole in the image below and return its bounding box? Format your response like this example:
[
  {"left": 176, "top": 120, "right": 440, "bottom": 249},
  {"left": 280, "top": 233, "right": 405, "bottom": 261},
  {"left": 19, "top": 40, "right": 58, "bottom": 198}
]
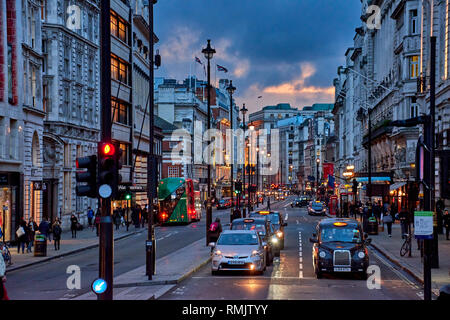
[{"left": 99, "top": 0, "right": 113, "bottom": 300}]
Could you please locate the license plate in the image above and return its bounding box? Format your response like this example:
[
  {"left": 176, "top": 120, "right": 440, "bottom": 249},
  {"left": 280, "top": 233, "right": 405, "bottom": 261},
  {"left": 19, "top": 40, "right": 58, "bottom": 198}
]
[
  {"left": 228, "top": 260, "right": 245, "bottom": 265},
  {"left": 334, "top": 267, "right": 351, "bottom": 272}
]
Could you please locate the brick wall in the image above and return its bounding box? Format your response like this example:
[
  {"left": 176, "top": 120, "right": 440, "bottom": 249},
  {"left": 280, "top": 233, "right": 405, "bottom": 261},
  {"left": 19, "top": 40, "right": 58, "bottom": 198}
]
[{"left": 6, "top": 0, "right": 17, "bottom": 105}]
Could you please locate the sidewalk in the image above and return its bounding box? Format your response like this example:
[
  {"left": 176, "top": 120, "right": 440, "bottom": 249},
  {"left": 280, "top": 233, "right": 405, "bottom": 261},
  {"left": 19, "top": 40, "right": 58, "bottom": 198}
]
[
  {"left": 73, "top": 238, "right": 211, "bottom": 300},
  {"left": 7, "top": 224, "right": 146, "bottom": 272},
  {"left": 327, "top": 213, "right": 450, "bottom": 294}
]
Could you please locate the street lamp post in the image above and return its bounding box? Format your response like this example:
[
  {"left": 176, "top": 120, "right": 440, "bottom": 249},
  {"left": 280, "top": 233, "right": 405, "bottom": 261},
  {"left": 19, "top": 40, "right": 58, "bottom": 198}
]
[
  {"left": 256, "top": 147, "right": 259, "bottom": 207},
  {"left": 240, "top": 104, "right": 248, "bottom": 217},
  {"left": 146, "top": 0, "right": 157, "bottom": 280},
  {"left": 226, "top": 81, "right": 236, "bottom": 220},
  {"left": 316, "top": 158, "right": 320, "bottom": 196},
  {"left": 202, "top": 39, "right": 216, "bottom": 246}
]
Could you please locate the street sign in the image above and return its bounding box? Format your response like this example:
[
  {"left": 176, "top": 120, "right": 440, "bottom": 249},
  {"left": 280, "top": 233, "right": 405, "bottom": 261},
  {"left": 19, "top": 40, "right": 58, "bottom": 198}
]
[
  {"left": 91, "top": 278, "right": 107, "bottom": 295},
  {"left": 414, "top": 211, "right": 434, "bottom": 239}
]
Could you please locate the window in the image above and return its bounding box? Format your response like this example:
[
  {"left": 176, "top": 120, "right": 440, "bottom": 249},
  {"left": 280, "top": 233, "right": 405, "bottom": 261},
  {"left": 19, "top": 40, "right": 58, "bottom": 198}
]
[
  {"left": 169, "top": 141, "right": 179, "bottom": 148},
  {"left": 60, "top": 86, "right": 70, "bottom": 117},
  {"left": 112, "top": 97, "right": 130, "bottom": 125},
  {"left": 87, "top": 13, "right": 93, "bottom": 41},
  {"left": 73, "top": 90, "right": 82, "bottom": 119},
  {"left": 43, "top": 83, "right": 48, "bottom": 112},
  {"left": 119, "top": 143, "right": 131, "bottom": 166},
  {"left": 410, "top": 56, "right": 419, "bottom": 79},
  {"left": 64, "top": 143, "right": 71, "bottom": 167},
  {"left": 40, "top": 0, "right": 47, "bottom": 21},
  {"left": 87, "top": 94, "right": 93, "bottom": 123},
  {"left": 63, "top": 39, "right": 70, "bottom": 77},
  {"left": 410, "top": 10, "right": 418, "bottom": 35},
  {"left": 410, "top": 97, "right": 418, "bottom": 118},
  {"left": 111, "top": 54, "right": 129, "bottom": 84},
  {"left": 88, "top": 55, "right": 94, "bottom": 86},
  {"left": 76, "top": 52, "right": 82, "bottom": 82},
  {"left": 31, "top": 65, "right": 37, "bottom": 107},
  {"left": 110, "top": 10, "right": 128, "bottom": 44},
  {"left": 7, "top": 44, "right": 13, "bottom": 102},
  {"left": 168, "top": 166, "right": 180, "bottom": 177}
]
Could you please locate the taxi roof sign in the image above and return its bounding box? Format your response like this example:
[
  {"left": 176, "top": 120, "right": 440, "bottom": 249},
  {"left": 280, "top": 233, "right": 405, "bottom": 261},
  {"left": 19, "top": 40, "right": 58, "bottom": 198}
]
[
  {"left": 244, "top": 219, "right": 255, "bottom": 223},
  {"left": 259, "top": 211, "right": 270, "bottom": 215},
  {"left": 333, "top": 222, "right": 348, "bottom": 227}
]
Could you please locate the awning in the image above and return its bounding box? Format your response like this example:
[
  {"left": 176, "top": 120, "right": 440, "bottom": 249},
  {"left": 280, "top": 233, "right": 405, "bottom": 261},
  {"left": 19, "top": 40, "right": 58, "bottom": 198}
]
[
  {"left": 355, "top": 177, "right": 391, "bottom": 183},
  {"left": 389, "top": 181, "right": 407, "bottom": 191}
]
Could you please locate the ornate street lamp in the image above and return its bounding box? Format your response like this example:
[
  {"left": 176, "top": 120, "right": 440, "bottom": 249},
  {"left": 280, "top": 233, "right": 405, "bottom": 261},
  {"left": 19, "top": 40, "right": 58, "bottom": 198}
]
[
  {"left": 226, "top": 81, "right": 236, "bottom": 217},
  {"left": 240, "top": 103, "right": 248, "bottom": 217},
  {"left": 202, "top": 39, "right": 215, "bottom": 246}
]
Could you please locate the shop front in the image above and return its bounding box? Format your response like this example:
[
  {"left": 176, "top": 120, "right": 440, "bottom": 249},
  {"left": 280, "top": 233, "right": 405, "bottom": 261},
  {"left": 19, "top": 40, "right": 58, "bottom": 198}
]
[{"left": 0, "top": 172, "right": 21, "bottom": 242}]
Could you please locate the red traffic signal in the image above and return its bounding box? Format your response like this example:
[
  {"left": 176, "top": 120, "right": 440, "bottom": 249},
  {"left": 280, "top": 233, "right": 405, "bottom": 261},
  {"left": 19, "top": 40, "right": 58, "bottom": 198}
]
[{"left": 100, "top": 143, "right": 116, "bottom": 156}]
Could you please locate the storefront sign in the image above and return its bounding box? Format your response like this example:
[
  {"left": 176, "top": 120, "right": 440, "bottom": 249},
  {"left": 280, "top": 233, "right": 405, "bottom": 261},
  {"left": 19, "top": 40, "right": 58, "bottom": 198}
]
[{"left": 414, "top": 211, "right": 434, "bottom": 239}]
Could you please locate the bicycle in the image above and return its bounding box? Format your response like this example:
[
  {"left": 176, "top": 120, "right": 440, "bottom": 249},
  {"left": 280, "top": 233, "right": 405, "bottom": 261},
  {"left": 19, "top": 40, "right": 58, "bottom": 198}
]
[
  {"left": 0, "top": 242, "right": 12, "bottom": 266},
  {"left": 400, "top": 233, "right": 412, "bottom": 257}
]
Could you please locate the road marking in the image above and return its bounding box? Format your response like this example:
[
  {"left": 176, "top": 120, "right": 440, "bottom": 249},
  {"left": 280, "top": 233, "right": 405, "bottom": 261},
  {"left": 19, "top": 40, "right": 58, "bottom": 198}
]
[
  {"left": 296, "top": 220, "right": 299, "bottom": 224},
  {"left": 285, "top": 213, "right": 289, "bottom": 221},
  {"left": 298, "top": 231, "right": 303, "bottom": 279}
]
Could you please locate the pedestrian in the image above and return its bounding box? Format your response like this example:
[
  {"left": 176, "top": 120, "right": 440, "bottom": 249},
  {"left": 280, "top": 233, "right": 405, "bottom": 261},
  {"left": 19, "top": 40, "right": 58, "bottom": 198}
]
[
  {"left": 52, "top": 218, "right": 62, "bottom": 251},
  {"left": 27, "top": 217, "right": 38, "bottom": 252},
  {"left": 0, "top": 251, "right": 9, "bottom": 300},
  {"left": 113, "top": 209, "right": 121, "bottom": 231},
  {"left": 232, "top": 207, "right": 241, "bottom": 222},
  {"left": 70, "top": 214, "right": 78, "bottom": 238},
  {"left": 383, "top": 208, "right": 394, "bottom": 237},
  {"left": 398, "top": 207, "right": 409, "bottom": 238},
  {"left": 142, "top": 206, "right": 147, "bottom": 228},
  {"left": 443, "top": 209, "right": 450, "bottom": 240},
  {"left": 16, "top": 220, "right": 28, "bottom": 254},
  {"left": 343, "top": 202, "right": 349, "bottom": 218},
  {"left": 87, "top": 207, "right": 94, "bottom": 229},
  {"left": 209, "top": 218, "right": 223, "bottom": 244},
  {"left": 95, "top": 211, "right": 101, "bottom": 237}
]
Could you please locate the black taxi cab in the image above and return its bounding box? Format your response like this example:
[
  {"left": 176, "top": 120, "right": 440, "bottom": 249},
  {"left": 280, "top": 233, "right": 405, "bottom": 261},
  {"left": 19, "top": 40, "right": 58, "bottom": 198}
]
[
  {"left": 249, "top": 210, "right": 287, "bottom": 251},
  {"left": 230, "top": 217, "right": 275, "bottom": 266},
  {"left": 309, "top": 218, "right": 371, "bottom": 279}
]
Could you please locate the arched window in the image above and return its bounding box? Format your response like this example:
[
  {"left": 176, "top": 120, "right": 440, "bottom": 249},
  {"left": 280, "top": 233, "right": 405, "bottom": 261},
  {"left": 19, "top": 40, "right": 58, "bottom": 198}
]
[{"left": 32, "top": 132, "right": 40, "bottom": 167}]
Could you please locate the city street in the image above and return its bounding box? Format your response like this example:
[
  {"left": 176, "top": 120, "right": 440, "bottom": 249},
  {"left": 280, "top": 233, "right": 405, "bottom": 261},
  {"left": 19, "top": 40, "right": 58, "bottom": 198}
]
[
  {"left": 5, "top": 208, "right": 232, "bottom": 300},
  {"left": 160, "top": 197, "right": 424, "bottom": 300}
]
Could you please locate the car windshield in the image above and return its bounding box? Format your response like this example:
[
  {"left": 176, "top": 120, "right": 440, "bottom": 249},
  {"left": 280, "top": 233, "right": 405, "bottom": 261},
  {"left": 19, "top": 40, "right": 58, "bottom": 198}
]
[
  {"left": 217, "top": 233, "right": 259, "bottom": 245},
  {"left": 320, "top": 226, "right": 362, "bottom": 243},
  {"left": 312, "top": 202, "right": 323, "bottom": 210},
  {"left": 268, "top": 214, "right": 280, "bottom": 225},
  {"left": 232, "top": 222, "right": 266, "bottom": 235}
]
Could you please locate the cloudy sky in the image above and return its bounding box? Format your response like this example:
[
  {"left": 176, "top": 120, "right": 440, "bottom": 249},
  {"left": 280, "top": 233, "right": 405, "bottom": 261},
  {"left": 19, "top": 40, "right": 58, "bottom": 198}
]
[{"left": 154, "top": 0, "right": 362, "bottom": 113}]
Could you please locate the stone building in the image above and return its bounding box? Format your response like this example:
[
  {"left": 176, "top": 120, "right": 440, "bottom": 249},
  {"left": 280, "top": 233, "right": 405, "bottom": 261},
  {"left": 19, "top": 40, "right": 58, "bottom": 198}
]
[{"left": 40, "top": 0, "right": 100, "bottom": 226}]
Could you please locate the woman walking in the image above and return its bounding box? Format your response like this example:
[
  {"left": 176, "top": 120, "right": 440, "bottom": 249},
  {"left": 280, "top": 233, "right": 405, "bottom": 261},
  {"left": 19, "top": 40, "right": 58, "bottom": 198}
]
[
  {"left": 70, "top": 214, "right": 78, "bottom": 238},
  {"left": 383, "top": 208, "right": 394, "bottom": 237},
  {"left": 16, "top": 220, "right": 28, "bottom": 254},
  {"left": 53, "top": 218, "right": 62, "bottom": 250}
]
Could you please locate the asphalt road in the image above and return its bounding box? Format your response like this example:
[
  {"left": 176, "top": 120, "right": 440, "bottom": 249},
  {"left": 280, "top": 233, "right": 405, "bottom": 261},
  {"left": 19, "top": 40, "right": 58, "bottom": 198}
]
[
  {"left": 5, "top": 206, "right": 232, "bottom": 300},
  {"left": 160, "top": 196, "right": 424, "bottom": 300}
]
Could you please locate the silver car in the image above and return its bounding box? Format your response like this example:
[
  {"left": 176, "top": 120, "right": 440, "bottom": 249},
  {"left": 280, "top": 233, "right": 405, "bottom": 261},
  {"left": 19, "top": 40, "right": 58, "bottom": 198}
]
[{"left": 210, "top": 230, "right": 266, "bottom": 275}]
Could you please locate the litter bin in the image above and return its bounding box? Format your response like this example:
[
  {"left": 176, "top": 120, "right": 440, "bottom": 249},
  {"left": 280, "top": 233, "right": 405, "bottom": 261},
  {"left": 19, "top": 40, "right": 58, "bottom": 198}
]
[
  {"left": 34, "top": 233, "right": 47, "bottom": 257},
  {"left": 367, "top": 217, "right": 379, "bottom": 235}
]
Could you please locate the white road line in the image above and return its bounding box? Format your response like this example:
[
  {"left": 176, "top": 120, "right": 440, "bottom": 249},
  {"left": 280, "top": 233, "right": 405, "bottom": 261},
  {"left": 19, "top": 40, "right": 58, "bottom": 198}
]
[
  {"left": 299, "top": 257, "right": 303, "bottom": 263},
  {"left": 298, "top": 271, "right": 303, "bottom": 278},
  {"left": 285, "top": 213, "right": 289, "bottom": 221}
]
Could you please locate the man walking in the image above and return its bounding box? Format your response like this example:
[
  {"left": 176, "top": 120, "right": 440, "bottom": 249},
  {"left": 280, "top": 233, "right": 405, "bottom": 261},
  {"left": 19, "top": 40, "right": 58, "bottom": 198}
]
[
  {"left": 443, "top": 209, "right": 450, "bottom": 240},
  {"left": 87, "top": 207, "right": 94, "bottom": 229}
]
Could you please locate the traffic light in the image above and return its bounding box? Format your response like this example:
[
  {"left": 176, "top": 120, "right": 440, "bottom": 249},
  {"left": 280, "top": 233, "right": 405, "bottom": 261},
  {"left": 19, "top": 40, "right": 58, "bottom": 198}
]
[
  {"left": 352, "top": 179, "right": 358, "bottom": 194},
  {"left": 235, "top": 181, "right": 242, "bottom": 194},
  {"left": 124, "top": 192, "right": 131, "bottom": 201},
  {"left": 76, "top": 155, "right": 97, "bottom": 198},
  {"left": 98, "top": 142, "right": 117, "bottom": 199}
]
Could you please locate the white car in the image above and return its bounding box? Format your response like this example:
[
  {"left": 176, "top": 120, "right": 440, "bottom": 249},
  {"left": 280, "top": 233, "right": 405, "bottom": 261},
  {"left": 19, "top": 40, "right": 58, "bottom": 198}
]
[{"left": 210, "top": 230, "right": 266, "bottom": 275}]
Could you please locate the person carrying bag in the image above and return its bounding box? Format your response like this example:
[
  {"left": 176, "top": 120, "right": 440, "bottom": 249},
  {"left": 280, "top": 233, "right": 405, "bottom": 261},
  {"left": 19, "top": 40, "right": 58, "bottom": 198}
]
[{"left": 383, "top": 210, "right": 394, "bottom": 237}]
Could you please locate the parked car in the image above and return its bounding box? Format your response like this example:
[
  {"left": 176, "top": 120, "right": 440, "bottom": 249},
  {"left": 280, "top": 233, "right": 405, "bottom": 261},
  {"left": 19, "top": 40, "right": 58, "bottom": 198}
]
[
  {"left": 309, "top": 218, "right": 371, "bottom": 279},
  {"left": 216, "top": 198, "right": 233, "bottom": 209}
]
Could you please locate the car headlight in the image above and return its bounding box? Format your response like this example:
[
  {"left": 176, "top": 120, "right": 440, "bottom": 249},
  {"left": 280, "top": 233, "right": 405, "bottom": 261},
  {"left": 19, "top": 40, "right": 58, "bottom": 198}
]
[
  {"left": 358, "top": 251, "right": 365, "bottom": 259},
  {"left": 319, "top": 251, "right": 326, "bottom": 258},
  {"left": 214, "top": 250, "right": 223, "bottom": 257},
  {"left": 271, "top": 236, "right": 278, "bottom": 243},
  {"left": 251, "top": 250, "right": 260, "bottom": 257},
  {"left": 276, "top": 231, "right": 283, "bottom": 238}
]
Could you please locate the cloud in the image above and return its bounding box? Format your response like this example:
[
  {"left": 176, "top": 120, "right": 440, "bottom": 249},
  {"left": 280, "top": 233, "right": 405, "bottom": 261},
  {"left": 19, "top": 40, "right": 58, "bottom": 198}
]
[
  {"left": 263, "top": 63, "right": 334, "bottom": 96},
  {"left": 235, "top": 63, "right": 335, "bottom": 114},
  {"left": 159, "top": 26, "right": 201, "bottom": 63}
]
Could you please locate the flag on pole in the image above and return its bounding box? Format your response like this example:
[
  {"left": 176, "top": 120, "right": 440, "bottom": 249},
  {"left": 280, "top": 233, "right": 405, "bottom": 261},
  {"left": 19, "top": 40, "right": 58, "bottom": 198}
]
[
  {"left": 217, "top": 64, "right": 228, "bottom": 73},
  {"left": 195, "top": 57, "right": 202, "bottom": 65}
]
